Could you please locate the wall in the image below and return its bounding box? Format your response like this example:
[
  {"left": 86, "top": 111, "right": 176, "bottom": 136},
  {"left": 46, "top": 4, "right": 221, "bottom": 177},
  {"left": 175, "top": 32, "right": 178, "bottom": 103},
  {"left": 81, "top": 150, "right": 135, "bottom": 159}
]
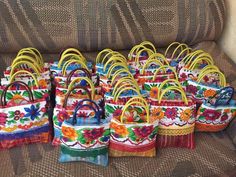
[{"left": 218, "top": 0, "right": 236, "bottom": 63}]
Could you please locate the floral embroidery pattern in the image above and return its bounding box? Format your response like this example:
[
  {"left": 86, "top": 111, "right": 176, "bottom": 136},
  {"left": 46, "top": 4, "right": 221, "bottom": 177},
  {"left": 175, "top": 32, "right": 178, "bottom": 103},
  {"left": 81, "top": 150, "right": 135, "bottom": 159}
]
[
  {"left": 180, "top": 109, "right": 192, "bottom": 121},
  {"left": 186, "top": 85, "right": 197, "bottom": 95},
  {"left": 151, "top": 108, "right": 164, "bottom": 121},
  {"left": 133, "top": 126, "right": 154, "bottom": 138},
  {"left": 83, "top": 128, "right": 105, "bottom": 141},
  {"left": 110, "top": 122, "right": 128, "bottom": 138},
  {"left": 200, "top": 109, "right": 221, "bottom": 121},
  {"left": 24, "top": 104, "right": 41, "bottom": 121},
  {"left": 123, "top": 110, "right": 141, "bottom": 122},
  {"left": 165, "top": 108, "right": 177, "bottom": 120},
  {"left": 203, "top": 89, "right": 216, "bottom": 98},
  {"left": 0, "top": 113, "right": 7, "bottom": 126},
  {"left": 150, "top": 87, "right": 158, "bottom": 98},
  {"left": 57, "top": 110, "right": 70, "bottom": 123},
  {"left": 62, "top": 126, "right": 77, "bottom": 140}
]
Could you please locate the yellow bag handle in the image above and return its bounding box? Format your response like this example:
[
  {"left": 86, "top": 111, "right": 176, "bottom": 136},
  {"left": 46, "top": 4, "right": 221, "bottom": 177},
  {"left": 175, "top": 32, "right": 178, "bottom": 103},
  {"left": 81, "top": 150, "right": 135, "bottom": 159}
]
[
  {"left": 141, "top": 58, "right": 164, "bottom": 75},
  {"left": 164, "top": 42, "right": 181, "bottom": 57},
  {"left": 157, "top": 79, "right": 182, "bottom": 99},
  {"left": 170, "top": 43, "right": 189, "bottom": 59},
  {"left": 125, "top": 96, "right": 149, "bottom": 108},
  {"left": 114, "top": 87, "right": 142, "bottom": 102},
  {"left": 152, "top": 65, "right": 178, "bottom": 81},
  {"left": 58, "top": 53, "right": 86, "bottom": 68},
  {"left": 128, "top": 44, "right": 146, "bottom": 61},
  {"left": 120, "top": 99, "right": 150, "bottom": 123},
  {"left": 112, "top": 82, "right": 140, "bottom": 98},
  {"left": 60, "top": 48, "right": 85, "bottom": 62},
  {"left": 62, "top": 59, "right": 88, "bottom": 76},
  {"left": 10, "top": 61, "right": 41, "bottom": 77},
  {"left": 146, "top": 53, "right": 169, "bottom": 65},
  {"left": 159, "top": 86, "right": 188, "bottom": 105},
  {"left": 112, "top": 78, "right": 140, "bottom": 97},
  {"left": 103, "top": 56, "right": 127, "bottom": 72},
  {"left": 101, "top": 52, "right": 126, "bottom": 65},
  {"left": 11, "top": 55, "right": 42, "bottom": 72},
  {"left": 188, "top": 57, "right": 214, "bottom": 70},
  {"left": 95, "top": 48, "right": 113, "bottom": 64},
  {"left": 182, "top": 50, "right": 205, "bottom": 64},
  {"left": 198, "top": 65, "right": 219, "bottom": 75},
  {"left": 106, "top": 63, "right": 129, "bottom": 78},
  {"left": 68, "top": 77, "right": 95, "bottom": 99},
  {"left": 197, "top": 69, "right": 226, "bottom": 87},
  {"left": 10, "top": 70, "right": 39, "bottom": 87},
  {"left": 185, "top": 53, "right": 213, "bottom": 67},
  {"left": 140, "top": 41, "right": 157, "bottom": 53},
  {"left": 17, "top": 49, "right": 43, "bottom": 67},
  {"left": 111, "top": 69, "right": 132, "bottom": 84},
  {"left": 175, "top": 47, "right": 192, "bottom": 61},
  {"left": 135, "top": 48, "right": 154, "bottom": 65}
]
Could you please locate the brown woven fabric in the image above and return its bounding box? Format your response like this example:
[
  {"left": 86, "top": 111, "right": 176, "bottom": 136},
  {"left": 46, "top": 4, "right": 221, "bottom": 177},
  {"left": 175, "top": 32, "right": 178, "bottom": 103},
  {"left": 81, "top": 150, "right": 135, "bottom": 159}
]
[
  {"left": 0, "top": 0, "right": 226, "bottom": 53},
  {"left": 0, "top": 132, "right": 235, "bottom": 177}
]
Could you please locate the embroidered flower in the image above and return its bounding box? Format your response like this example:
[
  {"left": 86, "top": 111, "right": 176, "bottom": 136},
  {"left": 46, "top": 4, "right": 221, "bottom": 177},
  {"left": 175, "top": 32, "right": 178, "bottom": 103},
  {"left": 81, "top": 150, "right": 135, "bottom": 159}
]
[
  {"left": 38, "top": 79, "right": 47, "bottom": 88},
  {"left": 138, "top": 78, "right": 146, "bottom": 85},
  {"left": 180, "top": 73, "right": 187, "bottom": 80},
  {"left": 220, "top": 114, "right": 228, "bottom": 122},
  {"left": 113, "top": 109, "right": 122, "bottom": 117},
  {"left": 150, "top": 87, "right": 159, "bottom": 98},
  {"left": 0, "top": 113, "right": 7, "bottom": 126},
  {"left": 133, "top": 126, "right": 154, "bottom": 138},
  {"left": 180, "top": 109, "right": 192, "bottom": 121},
  {"left": 186, "top": 85, "right": 198, "bottom": 95},
  {"left": 151, "top": 108, "right": 164, "bottom": 120},
  {"left": 24, "top": 105, "right": 40, "bottom": 120},
  {"left": 203, "top": 89, "right": 216, "bottom": 98},
  {"left": 57, "top": 110, "right": 69, "bottom": 123},
  {"left": 110, "top": 122, "right": 128, "bottom": 137},
  {"left": 123, "top": 110, "right": 140, "bottom": 122},
  {"left": 203, "top": 76, "right": 209, "bottom": 83},
  {"left": 61, "top": 126, "right": 77, "bottom": 140},
  {"left": 165, "top": 108, "right": 177, "bottom": 120},
  {"left": 77, "top": 111, "right": 89, "bottom": 118},
  {"left": 202, "top": 109, "right": 221, "bottom": 121},
  {"left": 83, "top": 128, "right": 104, "bottom": 140}
]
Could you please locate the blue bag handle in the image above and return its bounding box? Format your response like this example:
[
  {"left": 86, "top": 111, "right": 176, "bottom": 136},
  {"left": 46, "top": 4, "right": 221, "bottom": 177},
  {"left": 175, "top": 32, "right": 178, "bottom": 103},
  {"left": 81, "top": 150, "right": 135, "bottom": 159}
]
[
  {"left": 208, "top": 86, "right": 234, "bottom": 106},
  {"left": 72, "top": 99, "right": 102, "bottom": 125}
]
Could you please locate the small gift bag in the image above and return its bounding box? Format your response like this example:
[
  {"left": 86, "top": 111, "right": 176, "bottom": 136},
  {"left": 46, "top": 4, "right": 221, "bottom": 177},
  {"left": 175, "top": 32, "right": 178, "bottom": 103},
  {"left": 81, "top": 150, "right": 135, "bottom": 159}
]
[
  {"left": 109, "top": 96, "right": 158, "bottom": 157},
  {"left": 196, "top": 87, "right": 236, "bottom": 132},
  {"left": 59, "top": 99, "right": 110, "bottom": 166},
  {"left": 105, "top": 77, "right": 147, "bottom": 121},
  {"left": 0, "top": 81, "right": 50, "bottom": 149},
  {"left": 186, "top": 67, "right": 226, "bottom": 104},
  {"left": 128, "top": 41, "right": 156, "bottom": 70},
  {"left": 164, "top": 42, "right": 191, "bottom": 68},
  {"left": 149, "top": 80, "right": 196, "bottom": 149}
]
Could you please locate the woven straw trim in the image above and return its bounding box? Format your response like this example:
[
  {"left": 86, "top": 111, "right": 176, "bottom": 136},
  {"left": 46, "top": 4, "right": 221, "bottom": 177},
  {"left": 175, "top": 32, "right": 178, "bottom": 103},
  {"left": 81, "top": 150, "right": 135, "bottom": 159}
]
[
  {"left": 158, "top": 124, "right": 195, "bottom": 136},
  {"left": 109, "top": 148, "right": 156, "bottom": 157}
]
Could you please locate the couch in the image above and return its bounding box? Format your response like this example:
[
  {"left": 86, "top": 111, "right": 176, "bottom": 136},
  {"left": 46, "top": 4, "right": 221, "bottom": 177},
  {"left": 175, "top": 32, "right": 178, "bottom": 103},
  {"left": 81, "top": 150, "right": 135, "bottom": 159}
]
[{"left": 0, "top": 0, "right": 235, "bottom": 176}]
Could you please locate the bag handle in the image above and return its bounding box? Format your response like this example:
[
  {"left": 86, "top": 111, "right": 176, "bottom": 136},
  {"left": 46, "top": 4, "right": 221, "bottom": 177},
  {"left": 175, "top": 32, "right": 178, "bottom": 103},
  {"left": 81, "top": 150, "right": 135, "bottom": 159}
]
[
  {"left": 114, "top": 87, "right": 142, "bottom": 102},
  {"left": 0, "top": 81, "right": 34, "bottom": 106},
  {"left": 10, "top": 61, "right": 41, "bottom": 77},
  {"left": 182, "top": 50, "right": 205, "bottom": 64},
  {"left": 17, "top": 50, "right": 43, "bottom": 68},
  {"left": 157, "top": 79, "right": 182, "bottom": 99},
  {"left": 112, "top": 76, "right": 139, "bottom": 94},
  {"left": 152, "top": 65, "right": 178, "bottom": 81},
  {"left": 58, "top": 53, "right": 86, "bottom": 68},
  {"left": 102, "top": 52, "right": 126, "bottom": 65},
  {"left": 106, "top": 62, "right": 129, "bottom": 78},
  {"left": 128, "top": 44, "right": 145, "bottom": 61},
  {"left": 63, "top": 85, "right": 91, "bottom": 108},
  {"left": 103, "top": 56, "right": 127, "bottom": 72},
  {"left": 168, "top": 43, "right": 189, "bottom": 60},
  {"left": 188, "top": 57, "right": 214, "bottom": 70},
  {"left": 146, "top": 53, "right": 169, "bottom": 65},
  {"left": 111, "top": 69, "right": 133, "bottom": 85},
  {"left": 113, "top": 80, "right": 140, "bottom": 98},
  {"left": 140, "top": 41, "right": 157, "bottom": 53},
  {"left": 68, "top": 77, "right": 95, "bottom": 99},
  {"left": 164, "top": 42, "right": 181, "bottom": 57},
  {"left": 197, "top": 65, "right": 219, "bottom": 76},
  {"left": 10, "top": 70, "right": 39, "bottom": 87},
  {"left": 72, "top": 99, "right": 101, "bottom": 125},
  {"left": 186, "top": 53, "right": 213, "bottom": 68},
  {"left": 62, "top": 59, "right": 88, "bottom": 76},
  {"left": 175, "top": 47, "right": 192, "bottom": 61},
  {"left": 95, "top": 48, "right": 113, "bottom": 64},
  {"left": 66, "top": 68, "right": 92, "bottom": 87},
  {"left": 140, "top": 58, "right": 164, "bottom": 75},
  {"left": 59, "top": 48, "right": 86, "bottom": 65},
  {"left": 120, "top": 98, "right": 150, "bottom": 123},
  {"left": 197, "top": 69, "right": 226, "bottom": 87},
  {"left": 17, "top": 48, "right": 44, "bottom": 67},
  {"left": 159, "top": 86, "right": 188, "bottom": 105},
  {"left": 11, "top": 55, "right": 42, "bottom": 72},
  {"left": 135, "top": 47, "right": 154, "bottom": 65}
]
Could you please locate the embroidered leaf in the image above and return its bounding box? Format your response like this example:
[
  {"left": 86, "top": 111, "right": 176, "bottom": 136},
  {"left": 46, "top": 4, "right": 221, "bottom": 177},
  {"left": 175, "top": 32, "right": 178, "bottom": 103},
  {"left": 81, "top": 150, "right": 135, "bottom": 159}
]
[
  {"left": 198, "top": 116, "right": 205, "bottom": 120},
  {"left": 23, "top": 91, "right": 29, "bottom": 97},
  {"left": 34, "top": 91, "right": 43, "bottom": 99},
  {"left": 200, "top": 108, "right": 205, "bottom": 112},
  {"left": 144, "top": 84, "right": 151, "bottom": 91},
  {"left": 103, "top": 129, "right": 110, "bottom": 136},
  {"left": 135, "top": 107, "right": 143, "bottom": 114},
  {"left": 105, "top": 104, "right": 115, "bottom": 113},
  {"left": 6, "top": 92, "right": 13, "bottom": 100}
]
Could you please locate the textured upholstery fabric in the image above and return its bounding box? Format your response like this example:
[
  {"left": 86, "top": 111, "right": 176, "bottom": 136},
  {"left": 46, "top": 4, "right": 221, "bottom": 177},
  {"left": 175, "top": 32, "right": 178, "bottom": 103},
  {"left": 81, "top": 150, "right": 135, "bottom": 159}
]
[{"left": 0, "top": 0, "right": 226, "bottom": 53}]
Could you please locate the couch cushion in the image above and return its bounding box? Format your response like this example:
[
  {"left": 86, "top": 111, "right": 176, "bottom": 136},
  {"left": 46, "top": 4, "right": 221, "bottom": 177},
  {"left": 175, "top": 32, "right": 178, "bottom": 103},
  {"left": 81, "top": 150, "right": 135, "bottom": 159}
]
[
  {"left": 0, "top": 132, "right": 235, "bottom": 177},
  {"left": 0, "top": 0, "right": 226, "bottom": 53}
]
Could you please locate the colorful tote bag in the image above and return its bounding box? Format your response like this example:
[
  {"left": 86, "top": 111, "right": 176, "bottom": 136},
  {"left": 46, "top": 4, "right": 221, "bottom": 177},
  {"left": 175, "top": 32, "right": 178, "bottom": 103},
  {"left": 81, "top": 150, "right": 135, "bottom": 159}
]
[
  {"left": 0, "top": 81, "right": 50, "bottom": 149},
  {"left": 109, "top": 97, "right": 158, "bottom": 157},
  {"left": 186, "top": 68, "right": 226, "bottom": 103},
  {"left": 196, "top": 87, "right": 236, "bottom": 132},
  {"left": 59, "top": 99, "right": 110, "bottom": 166},
  {"left": 149, "top": 80, "right": 196, "bottom": 149}
]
